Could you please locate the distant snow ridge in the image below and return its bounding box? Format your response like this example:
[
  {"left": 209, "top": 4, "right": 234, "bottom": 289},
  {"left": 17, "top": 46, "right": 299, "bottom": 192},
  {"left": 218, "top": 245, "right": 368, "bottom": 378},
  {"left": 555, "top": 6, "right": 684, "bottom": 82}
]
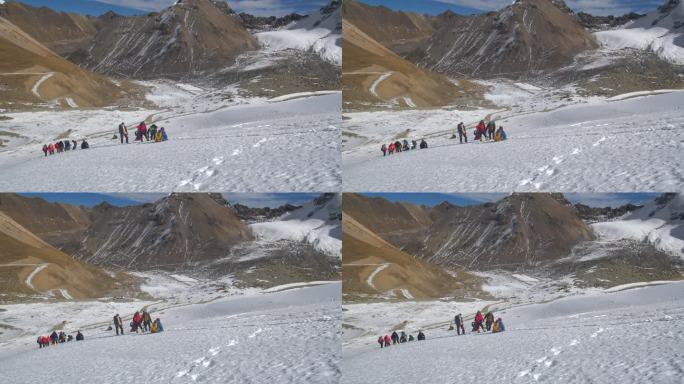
[
  {"left": 250, "top": 194, "right": 341, "bottom": 257},
  {"left": 594, "top": 0, "right": 684, "bottom": 64},
  {"left": 255, "top": 1, "right": 341, "bottom": 65},
  {"left": 591, "top": 193, "right": 684, "bottom": 258}
]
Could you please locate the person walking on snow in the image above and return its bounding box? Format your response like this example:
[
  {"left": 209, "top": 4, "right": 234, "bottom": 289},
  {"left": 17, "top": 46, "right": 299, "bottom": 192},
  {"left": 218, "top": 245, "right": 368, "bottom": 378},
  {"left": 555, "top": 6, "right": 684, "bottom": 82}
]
[
  {"left": 383, "top": 334, "right": 391, "bottom": 347},
  {"left": 486, "top": 120, "right": 496, "bottom": 140},
  {"left": 42, "top": 144, "right": 48, "bottom": 157},
  {"left": 474, "top": 311, "right": 485, "bottom": 333},
  {"left": 136, "top": 122, "right": 147, "bottom": 142},
  {"left": 118, "top": 122, "right": 129, "bottom": 144},
  {"left": 454, "top": 313, "right": 465, "bottom": 335},
  {"left": 142, "top": 310, "right": 152, "bottom": 332},
  {"left": 391, "top": 331, "right": 399, "bottom": 345},
  {"left": 72, "top": 139, "right": 77, "bottom": 150},
  {"left": 457, "top": 122, "right": 467, "bottom": 144},
  {"left": 417, "top": 330, "right": 425, "bottom": 341},
  {"left": 378, "top": 336, "right": 384, "bottom": 348},
  {"left": 381, "top": 144, "right": 387, "bottom": 157},
  {"left": 76, "top": 331, "right": 84, "bottom": 341},
  {"left": 419, "top": 139, "right": 428, "bottom": 149},
  {"left": 113, "top": 314, "right": 124, "bottom": 335},
  {"left": 149, "top": 124, "right": 158, "bottom": 142},
  {"left": 132, "top": 311, "right": 143, "bottom": 333},
  {"left": 485, "top": 311, "right": 495, "bottom": 332},
  {"left": 388, "top": 142, "right": 395, "bottom": 155},
  {"left": 476, "top": 120, "right": 486, "bottom": 141}
]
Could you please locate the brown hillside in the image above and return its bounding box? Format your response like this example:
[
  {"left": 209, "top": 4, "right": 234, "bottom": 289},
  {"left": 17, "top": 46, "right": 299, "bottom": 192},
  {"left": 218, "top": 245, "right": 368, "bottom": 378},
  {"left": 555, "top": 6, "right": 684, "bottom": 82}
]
[
  {"left": 345, "top": 193, "right": 596, "bottom": 271},
  {"left": 0, "top": 1, "right": 97, "bottom": 57},
  {"left": 343, "top": 19, "right": 482, "bottom": 111},
  {"left": 343, "top": 0, "right": 436, "bottom": 55},
  {"left": 76, "top": 193, "right": 254, "bottom": 270},
  {"left": 0, "top": 211, "right": 129, "bottom": 301},
  {"left": 79, "top": 0, "right": 258, "bottom": 79},
  {"left": 342, "top": 214, "right": 484, "bottom": 301},
  {"left": 411, "top": 0, "right": 597, "bottom": 78},
  {"left": 343, "top": 193, "right": 432, "bottom": 234},
  {"left": 0, "top": 16, "right": 143, "bottom": 110}
]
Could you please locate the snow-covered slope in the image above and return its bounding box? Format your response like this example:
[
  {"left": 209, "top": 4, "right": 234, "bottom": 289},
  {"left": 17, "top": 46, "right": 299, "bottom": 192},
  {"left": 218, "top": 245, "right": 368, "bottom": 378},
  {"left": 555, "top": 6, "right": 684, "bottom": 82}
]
[
  {"left": 255, "top": 1, "right": 341, "bottom": 65},
  {"left": 342, "top": 85, "right": 684, "bottom": 192},
  {"left": 343, "top": 281, "right": 684, "bottom": 384},
  {"left": 0, "top": 282, "right": 341, "bottom": 383},
  {"left": 251, "top": 194, "right": 341, "bottom": 257},
  {"left": 594, "top": 0, "right": 684, "bottom": 65},
  {"left": 0, "top": 88, "right": 341, "bottom": 192},
  {"left": 592, "top": 194, "right": 684, "bottom": 258}
]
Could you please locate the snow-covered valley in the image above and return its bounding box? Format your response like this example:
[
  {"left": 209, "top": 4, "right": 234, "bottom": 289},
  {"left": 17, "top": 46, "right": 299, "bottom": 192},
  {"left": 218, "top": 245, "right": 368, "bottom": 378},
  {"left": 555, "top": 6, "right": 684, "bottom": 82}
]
[
  {"left": 0, "top": 279, "right": 341, "bottom": 384},
  {"left": 0, "top": 83, "right": 341, "bottom": 192},
  {"left": 342, "top": 83, "right": 684, "bottom": 192},
  {"left": 342, "top": 279, "right": 684, "bottom": 384}
]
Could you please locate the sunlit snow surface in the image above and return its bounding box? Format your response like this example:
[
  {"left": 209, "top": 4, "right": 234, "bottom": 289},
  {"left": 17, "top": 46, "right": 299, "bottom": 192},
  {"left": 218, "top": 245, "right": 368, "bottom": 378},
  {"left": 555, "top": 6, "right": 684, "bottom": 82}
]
[
  {"left": 342, "top": 281, "right": 684, "bottom": 384},
  {"left": 343, "top": 84, "right": 684, "bottom": 192},
  {"left": 0, "top": 282, "right": 341, "bottom": 384},
  {"left": 0, "top": 83, "right": 341, "bottom": 192}
]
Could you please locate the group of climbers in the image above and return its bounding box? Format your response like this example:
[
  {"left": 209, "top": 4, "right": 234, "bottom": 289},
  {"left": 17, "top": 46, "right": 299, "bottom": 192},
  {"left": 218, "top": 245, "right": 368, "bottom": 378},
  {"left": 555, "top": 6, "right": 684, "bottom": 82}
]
[
  {"left": 114, "top": 310, "right": 164, "bottom": 335},
  {"left": 374, "top": 309, "right": 505, "bottom": 349},
  {"left": 36, "top": 311, "right": 164, "bottom": 349},
  {"left": 380, "top": 138, "right": 428, "bottom": 156},
  {"left": 377, "top": 330, "right": 426, "bottom": 348},
  {"left": 41, "top": 139, "right": 89, "bottom": 156},
  {"left": 36, "top": 330, "right": 83, "bottom": 348},
  {"left": 469, "top": 310, "right": 505, "bottom": 334},
  {"left": 118, "top": 121, "right": 168, "bottom": 144},
  {"left": 378, "top": 119, "right": 509, "bottom": 157},
  {"left": 469, "top": 120, "right": 507, "bottom": 142}
]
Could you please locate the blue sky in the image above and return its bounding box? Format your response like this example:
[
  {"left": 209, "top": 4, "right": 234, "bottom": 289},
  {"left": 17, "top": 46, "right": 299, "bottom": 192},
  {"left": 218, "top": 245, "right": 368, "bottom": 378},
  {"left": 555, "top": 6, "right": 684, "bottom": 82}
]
[
  {"left": 360, "top": 0, "right": 662, "bottom": 16},
  {"left": 361, "top": 193, "right": 659, "bottom": 207},
  {"left": 18, "top": 193, "right": 319, "bottom": 208},
  {"left": 14, "top": 0, "right": 327, "bottom": 16}
]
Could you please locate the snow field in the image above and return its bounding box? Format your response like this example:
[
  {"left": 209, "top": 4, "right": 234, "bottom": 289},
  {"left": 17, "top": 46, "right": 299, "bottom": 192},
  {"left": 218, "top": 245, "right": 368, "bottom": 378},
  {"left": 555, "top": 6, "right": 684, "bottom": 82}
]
[
  {"left": 343, "top": 89, "right": 684, "bottom": 192},
  {"left": 342, "top": 282, "right": 684, "bottom": 384},
  {"left": 0, "top": 283, "right": 341, "bottom": 384},
  {"left": 249, "top": 193, "right": 341, "bottom": 257},
  {"left": 0, "top": 89, "right": 342, "bottom": 192}
]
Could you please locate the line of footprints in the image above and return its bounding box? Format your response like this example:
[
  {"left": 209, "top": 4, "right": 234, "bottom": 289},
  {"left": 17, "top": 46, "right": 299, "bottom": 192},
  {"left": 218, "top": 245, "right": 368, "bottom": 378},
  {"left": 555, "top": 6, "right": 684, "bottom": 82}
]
[
  {"left": 517, "top": 327, "right": 605, "bottom": 382},
  {"left": 519, "top": 135, "right": 608, "bottom": 189},
  {"left": 175, "top": 328, "right": 265, "bottom": 381}
]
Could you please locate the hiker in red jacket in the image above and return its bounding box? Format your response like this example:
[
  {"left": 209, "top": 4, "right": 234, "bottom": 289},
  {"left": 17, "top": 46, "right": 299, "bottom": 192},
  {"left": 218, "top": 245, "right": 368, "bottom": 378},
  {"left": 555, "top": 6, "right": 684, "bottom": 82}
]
[
  {"left": 132, "top": 311, "right": 143, "bottom": 333},
  {"left": 137, "top": 122, "right": 148, "bottom": 141},
  {"left": 474, "top": 311, "right": 485, "bottom": 333},
  {"left": 383, "top": 334, "right": 391, "bottom": 347},
  {"left": 476, "top": 120, "right": 486, "bottom": 141},
  {"left": 388, "top": 143, "right": 395, "bottom": 155}
]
